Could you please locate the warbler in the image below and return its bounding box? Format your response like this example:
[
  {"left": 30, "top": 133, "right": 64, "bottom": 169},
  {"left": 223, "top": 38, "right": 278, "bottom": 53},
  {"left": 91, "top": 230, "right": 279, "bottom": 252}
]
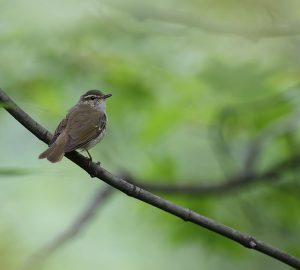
[{"left": 39, "top": 90, "right": 112, "bottom": 163}]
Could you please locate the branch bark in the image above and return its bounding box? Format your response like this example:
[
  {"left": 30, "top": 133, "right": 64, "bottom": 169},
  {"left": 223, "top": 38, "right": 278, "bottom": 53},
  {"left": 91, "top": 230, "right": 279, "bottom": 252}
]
[{"left": 1, "top": 89, "right": 300, "bottom": 269}]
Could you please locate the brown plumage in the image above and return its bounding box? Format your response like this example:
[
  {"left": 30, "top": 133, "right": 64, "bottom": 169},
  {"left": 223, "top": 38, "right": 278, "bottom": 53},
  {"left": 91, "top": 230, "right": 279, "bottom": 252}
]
[{"left": 39, "top": 90, "right": 111, "bottom": 163}]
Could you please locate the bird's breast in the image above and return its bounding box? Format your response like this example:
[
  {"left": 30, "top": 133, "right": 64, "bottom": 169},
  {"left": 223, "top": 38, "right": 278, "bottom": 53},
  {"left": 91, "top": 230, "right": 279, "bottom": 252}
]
[{"left": 83, "top": 129, "right": 106, "bottom": 150}]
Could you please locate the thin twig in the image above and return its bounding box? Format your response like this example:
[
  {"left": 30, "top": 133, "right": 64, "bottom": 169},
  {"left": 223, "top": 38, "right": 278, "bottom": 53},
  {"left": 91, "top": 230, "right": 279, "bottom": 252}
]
[
  {"left": 22, "top": 185, "right": 114, "bottom": 270},
  {"left": 125, "top": 151, "right": 300, "bottom": 196},
  {"left": 1, "top": 89, "right": 300, "bottom": 269}
]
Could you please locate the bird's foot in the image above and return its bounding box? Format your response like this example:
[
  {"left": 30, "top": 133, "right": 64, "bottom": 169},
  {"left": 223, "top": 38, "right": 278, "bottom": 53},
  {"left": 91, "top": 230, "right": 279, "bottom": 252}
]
[{"left": 87, "top": 159, "right": 101, "bottom": 178}]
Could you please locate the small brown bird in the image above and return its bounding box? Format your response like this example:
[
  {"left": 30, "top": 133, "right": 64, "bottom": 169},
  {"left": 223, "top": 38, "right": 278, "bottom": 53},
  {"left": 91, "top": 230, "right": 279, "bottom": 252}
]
[{"left": 39, "top": 90, "right": 112, "bottom": 163}]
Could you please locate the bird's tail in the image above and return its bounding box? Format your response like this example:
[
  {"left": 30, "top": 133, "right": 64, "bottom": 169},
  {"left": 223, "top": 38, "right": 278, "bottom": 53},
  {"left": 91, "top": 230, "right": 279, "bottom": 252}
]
[{"left": 39, "top": 135, "right": 67, "bottom": 163}]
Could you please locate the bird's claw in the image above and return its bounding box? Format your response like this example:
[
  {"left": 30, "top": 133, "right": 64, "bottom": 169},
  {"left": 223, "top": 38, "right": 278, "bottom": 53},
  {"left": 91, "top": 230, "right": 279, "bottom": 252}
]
[{"left": 87, "top": 159, "right": 101, "bottom": 178}]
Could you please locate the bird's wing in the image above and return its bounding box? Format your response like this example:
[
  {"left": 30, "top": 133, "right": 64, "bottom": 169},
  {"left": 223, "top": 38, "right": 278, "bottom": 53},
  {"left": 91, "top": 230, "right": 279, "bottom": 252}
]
[
  {"left": 64, "top": 104, "right": 106, "bottom": 152},
  {"left": 49, "top": 117, "right": 68, "bottom": 145}
]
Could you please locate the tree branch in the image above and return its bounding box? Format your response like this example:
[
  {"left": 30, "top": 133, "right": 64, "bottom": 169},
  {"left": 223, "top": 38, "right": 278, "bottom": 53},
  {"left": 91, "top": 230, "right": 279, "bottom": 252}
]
[
  {"left": 136, "top": 102, "right": 300, "bottom": 197},
  {"left": 22, "top": 185, "right": 114, "bottom": 270},
  {"left": 1, "top": 89, "right": 300, "bottom": 269},
  {"left": 125, "top": 151, "right": 300, "bottom": 196}
]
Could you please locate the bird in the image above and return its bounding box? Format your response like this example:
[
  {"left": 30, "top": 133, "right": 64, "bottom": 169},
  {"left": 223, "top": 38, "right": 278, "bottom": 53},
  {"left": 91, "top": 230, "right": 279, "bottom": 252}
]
[{"left": 39, "top": 90, "right": 112, "bottom": 163}]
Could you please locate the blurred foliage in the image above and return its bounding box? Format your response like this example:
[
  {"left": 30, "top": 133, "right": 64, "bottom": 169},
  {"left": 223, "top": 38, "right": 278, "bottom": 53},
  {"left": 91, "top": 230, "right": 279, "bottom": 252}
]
[
  {"left": 1, "top": 0, "right": 300, "bottom": 270},
  {"left": 0, "top": 168, "right": 31, "bottom": 176}
]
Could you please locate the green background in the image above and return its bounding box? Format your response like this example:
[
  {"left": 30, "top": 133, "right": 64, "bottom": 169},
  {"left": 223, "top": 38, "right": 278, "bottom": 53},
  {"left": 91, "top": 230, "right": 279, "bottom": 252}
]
[{"left": 1, "top": 0, "right": 300, "bottom": 269}]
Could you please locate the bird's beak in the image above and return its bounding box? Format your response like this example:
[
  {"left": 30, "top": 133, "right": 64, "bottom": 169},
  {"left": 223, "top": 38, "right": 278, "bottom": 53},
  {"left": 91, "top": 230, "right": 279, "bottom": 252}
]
[{"left": 103, "top": 93, "right": 112, "bottom": 99}]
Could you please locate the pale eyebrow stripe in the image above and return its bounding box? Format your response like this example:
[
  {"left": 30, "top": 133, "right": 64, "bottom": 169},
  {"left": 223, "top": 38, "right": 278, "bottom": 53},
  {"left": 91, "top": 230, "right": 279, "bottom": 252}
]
[{"left": 84, "top": 95, "right": 100, "bottom": 99}]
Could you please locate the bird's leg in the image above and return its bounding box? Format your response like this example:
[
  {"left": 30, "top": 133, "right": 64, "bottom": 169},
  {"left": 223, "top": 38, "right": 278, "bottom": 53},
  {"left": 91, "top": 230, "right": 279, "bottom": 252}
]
[
  {"left": 85, "top": 149, "right": 101, "bottom": 165},
  {"left": 85, "top": 149, "right": 93, "bottom": 163}
]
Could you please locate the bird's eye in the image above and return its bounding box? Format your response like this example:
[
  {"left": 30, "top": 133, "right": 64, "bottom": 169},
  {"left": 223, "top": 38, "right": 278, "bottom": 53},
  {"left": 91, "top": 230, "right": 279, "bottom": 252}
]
[{"left": 90, "top": 96, "right": 96, "bottom": 100}]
